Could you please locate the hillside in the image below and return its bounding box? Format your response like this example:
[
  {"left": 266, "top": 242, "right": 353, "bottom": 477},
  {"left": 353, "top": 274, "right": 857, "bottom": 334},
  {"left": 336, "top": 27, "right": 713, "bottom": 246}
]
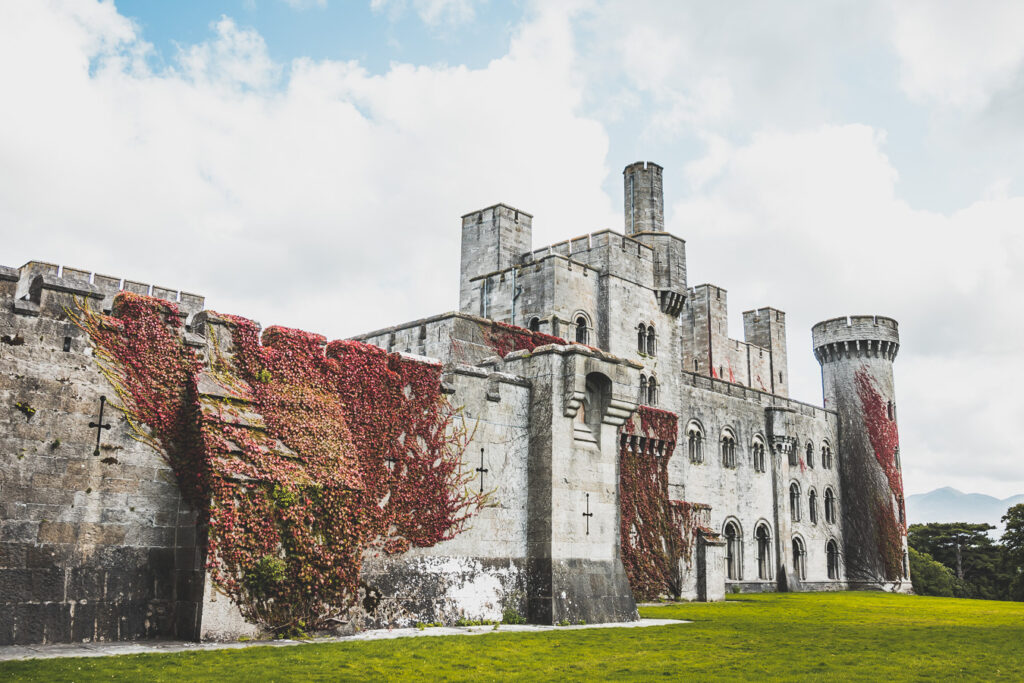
[{"left": 907, "top": 487, "right": 1024, "bottom": 533}]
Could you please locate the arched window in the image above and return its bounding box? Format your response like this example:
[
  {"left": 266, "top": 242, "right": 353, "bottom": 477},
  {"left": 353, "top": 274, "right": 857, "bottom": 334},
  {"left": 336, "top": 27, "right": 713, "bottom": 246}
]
[
  {"left": 528, "top": 317, "right": 540, "bottom": 332},
  {"left": 790, "top": 482, "right": 801, "bottom": 522},
  {"left": 826, "top": 539, "right": 840, "bottom": 579},
  {"left": 721, "top": 429, "right": 737, "bottom": 468},
  {"left": 808, "top": 489, "right": 818, "bottom": 524},
  {"left": 575, "top": 315, "right": 589, "bottom": 344},
  {"left": 646, "top": 326, "right": 656, "bottom": 356},
  {"left": 806, "top": 442, "right": 814, "bottom": 468},
  {"left": 724, "top": 521, "right": 742, "bottom": 580},
  {"left": 756, "top": 524, "right": 772, "bottom": 580},
  {"left": 687, "top": 421, "right": 704, "bottom": 464},
  {"left": 637, "top": 324, "right": 647, "bottom": 353},
  {"left": 792, "top": 537, "right": 806, "bottom": 580},
  {"left": 751, "top": 436, "right": 766, "bottom": 473},
  {"left": 639, "top": 375, "right": 647, "bottom": 405},
  {"left": 824, "top": 488, "right": 836, "bottom": 524},
  {"left": 821, "top": 442, "right": 832, "bottom": 470},
  {"left": 647, "top": 376, "right": 658, "bottom": 406}
]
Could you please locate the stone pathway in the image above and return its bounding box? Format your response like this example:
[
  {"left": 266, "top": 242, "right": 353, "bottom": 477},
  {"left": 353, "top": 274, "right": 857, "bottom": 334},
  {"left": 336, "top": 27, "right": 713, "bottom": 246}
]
[{"left": 0, "top": 618, "right": 687, "bottom": 662}]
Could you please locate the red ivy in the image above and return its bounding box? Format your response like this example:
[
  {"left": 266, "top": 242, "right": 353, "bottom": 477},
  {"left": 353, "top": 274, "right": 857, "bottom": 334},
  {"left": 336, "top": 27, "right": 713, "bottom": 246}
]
[
  {"left": 856, "top": 368, "right": 906, "bottom": 582},
  {"left": 478, "top": 320, "right": 566, "bottom": 357},
  {"left": 618, "top": 406, "right": 710, "bottom": 600},
  {"left": 74, "top": 293, "right": 481, "bottom": 632}
]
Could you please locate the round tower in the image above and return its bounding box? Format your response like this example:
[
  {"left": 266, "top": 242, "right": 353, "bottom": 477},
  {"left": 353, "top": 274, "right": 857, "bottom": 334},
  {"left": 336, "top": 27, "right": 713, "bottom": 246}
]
[
  {"left": 623, "top": 161, "right": 664, "bottom": 234},
  {"left": 812, "top": 315, "right": 909, "bottom": 588}
]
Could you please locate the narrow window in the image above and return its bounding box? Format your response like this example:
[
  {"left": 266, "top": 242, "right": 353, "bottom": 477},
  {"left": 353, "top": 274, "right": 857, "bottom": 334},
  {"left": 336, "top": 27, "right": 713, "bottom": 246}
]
[
  {"left": 528, "top": 317, "right": 540, "bottom": 332},
  {"left": 790, "top": 483, "right": 801, "bottom": 522},
  {"left": 725, "top": 522, "right": 742, "bottom": 580},
  {"left": 639, "top": 375, "right": 648, "bottom": 406},
  {"left": 646, "top": 326, "right": 656, "bottom": 356},
  {"left": 63, "top": 336, "right": 72, "bottom": 352},
  {"left": 756, "top": 525, "right": 772, "bottom": 580},
  {"left": 693, "top": 358, "right": 698, "bottom": 372},
  {"left": 825, "top": 488, "right": 836, "bottom": 524},
  {"left": 806, "top": 442, "right": 814, "bottom": 468},
  {"left": 809, "top": 490, "right": 818, "bottom": 524},
  {"left": 778, "top": 371, "right": 783, "bottom": 383},
  {"left": 575, "top": 316, "right": 589, "bottom": 344},
  {"left": 688, "top": 424, "right": 704, "bottom": 464},
  {"left": 637, "top": 324, "right": 646, "bottom": 353},
  {"left": 827, "top": 540, "right": 840, "bottom": 579},
  {"left": 792, "top": 538, "right": 806, "bottom": 580},
  {"left": 647, "top": 377, "right": 657, "bottom": 406}
]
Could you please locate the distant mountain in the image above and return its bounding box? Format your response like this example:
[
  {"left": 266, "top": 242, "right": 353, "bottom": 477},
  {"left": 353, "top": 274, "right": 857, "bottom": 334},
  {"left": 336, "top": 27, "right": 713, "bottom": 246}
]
[{"left": 907, "top": 487, "right": 1024, "bottom": 534}]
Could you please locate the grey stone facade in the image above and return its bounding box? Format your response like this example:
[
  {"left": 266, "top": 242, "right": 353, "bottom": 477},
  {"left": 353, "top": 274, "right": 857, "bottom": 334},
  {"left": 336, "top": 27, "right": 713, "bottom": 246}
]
[{"left": 0, "top": 161, "right": 909, "bottom": 645}]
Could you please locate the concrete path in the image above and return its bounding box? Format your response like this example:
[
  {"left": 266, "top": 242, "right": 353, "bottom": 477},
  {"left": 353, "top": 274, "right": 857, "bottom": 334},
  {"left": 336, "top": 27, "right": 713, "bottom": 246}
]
[{"left": 0, "top": 618, "right": 688, "bottom": 662}]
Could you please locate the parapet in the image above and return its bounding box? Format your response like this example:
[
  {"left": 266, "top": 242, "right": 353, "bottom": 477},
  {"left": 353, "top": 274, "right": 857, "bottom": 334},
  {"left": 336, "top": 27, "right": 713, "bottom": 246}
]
[
  {"left": 7, "top": 261, "right": 205, "bottom": 323},
  {"left": 812, "top": 315, "right": 899, "bottom": 363}
]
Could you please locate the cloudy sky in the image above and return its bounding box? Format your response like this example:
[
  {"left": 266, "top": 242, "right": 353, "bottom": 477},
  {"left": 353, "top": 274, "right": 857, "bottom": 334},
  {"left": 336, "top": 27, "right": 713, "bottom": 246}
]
[{"left": 2, "top": 0, "right": 1023, "bottom": 498}]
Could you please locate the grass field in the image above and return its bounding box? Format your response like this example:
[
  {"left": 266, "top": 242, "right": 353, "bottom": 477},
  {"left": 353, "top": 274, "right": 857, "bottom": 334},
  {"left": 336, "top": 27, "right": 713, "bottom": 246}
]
[{"left": 3, "top": 592, "right": 1023, "bottom": 681}]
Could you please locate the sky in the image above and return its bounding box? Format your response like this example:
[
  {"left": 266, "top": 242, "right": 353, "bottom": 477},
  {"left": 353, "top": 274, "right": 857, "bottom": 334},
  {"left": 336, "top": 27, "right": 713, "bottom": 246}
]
[{"left": 2, "top": 0, "right": 1023, "bottom": 498}]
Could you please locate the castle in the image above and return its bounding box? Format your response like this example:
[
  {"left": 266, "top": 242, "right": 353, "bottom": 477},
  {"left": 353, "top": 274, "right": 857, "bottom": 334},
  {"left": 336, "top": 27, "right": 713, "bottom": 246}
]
[{"left": 0, "top": 161, "right": 909, "bottom": 645}]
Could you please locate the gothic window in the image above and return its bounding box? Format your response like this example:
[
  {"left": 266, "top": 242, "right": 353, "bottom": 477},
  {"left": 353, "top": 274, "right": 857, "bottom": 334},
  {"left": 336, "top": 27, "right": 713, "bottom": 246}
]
[
  {"left": 756, "top": 524, "right": 772, "bottom": 580},
  {"left": 806, "top": 442, "right": 814, "bottom": 468},
  {"left": 575, "top": 315, "right": 589, "bottom": 344},
  {"left": 637, "top": 324, "right": 647, "bottom": 353},
  {"left": 647, "top": 376, "right": 658, "bottom": 406},
  {"left": 821, "top": 442, "right": 833, "bottom": 470},
  {"left": 639, "top": 375, "right": 648, "bottom": 406},
  {"left": 646, "top": 326, "right": 656, "bottom": 356},
  {"left": 788, "top": 445, "right": 798, "bottom": 467},
  {"left": 790, "top": 482, "right": 801, "bottom": 522},
  {"left": 687, "top": 421, "right": 705, "bottom": 464},
  {"left": 824, "top": 488, "right": 836, "bottom": 524},
  {"left": 792, "top": 537, "right": 807, "bottom": 581},
  {"left": 752, "top": 437, "right": 767, "bottom": 473},
  {"left": 827, "top": 539, "right": 840, "bottom": 579},
  {"left": 721, "top": 429, "right": 737, "bottom": 468},
  {"left": 528, "top": 317, "right": 540, "bottom": 332},
  {"left": 724, "top": 521, "right": 742, "bottom": 580},
  {"left": 809, "top": 489, "right": 818, "bottom": 524}
]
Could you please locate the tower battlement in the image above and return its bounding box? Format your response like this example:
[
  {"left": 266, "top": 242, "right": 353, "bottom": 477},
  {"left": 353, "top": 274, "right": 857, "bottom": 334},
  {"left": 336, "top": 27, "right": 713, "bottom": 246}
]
[
  {"left": 812, "top": 315, "right": 899, "bottom": 363},
  {"left": 623, "top": 161, "right": 664, "bottom": 234}
]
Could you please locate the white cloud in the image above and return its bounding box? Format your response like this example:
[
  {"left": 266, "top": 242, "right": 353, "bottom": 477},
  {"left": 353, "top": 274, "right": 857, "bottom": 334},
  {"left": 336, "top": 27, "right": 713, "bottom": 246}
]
[
  {"left": 889, "top": 0, "right": 1024, "bottom": 109},
  {"left": 370, "top": 0, "right": 482, "bottom": 27},
  {"left": 281, "top": 0, "right": 328, "bottom": 9},
  {"left": 0, "top": 0, "right": 613, "bottom": 339},
  {"left": 671, "top": 124, "right": 1024, "bottom": 497}
]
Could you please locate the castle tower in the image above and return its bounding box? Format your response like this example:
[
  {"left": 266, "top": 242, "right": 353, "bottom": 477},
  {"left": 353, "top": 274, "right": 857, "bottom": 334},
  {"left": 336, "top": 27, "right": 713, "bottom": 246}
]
[
  {"left": 623, "top": 161, "right": 664, "bottom": 234},
  {"left": 812, "top": 316, "right": 909, "bottom": 588},
  {"left": 459, "top": 204, "right": 532, "bottom": 316}
]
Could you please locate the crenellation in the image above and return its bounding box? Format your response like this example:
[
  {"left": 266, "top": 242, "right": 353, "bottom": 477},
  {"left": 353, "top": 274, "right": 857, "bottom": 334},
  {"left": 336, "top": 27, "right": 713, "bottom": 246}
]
[{"left": 1, "top": 158, "right": 908, "bottom": 646}]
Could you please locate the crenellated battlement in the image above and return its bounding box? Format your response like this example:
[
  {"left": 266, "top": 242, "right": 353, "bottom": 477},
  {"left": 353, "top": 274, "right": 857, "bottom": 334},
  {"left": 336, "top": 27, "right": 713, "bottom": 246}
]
[
  {"left": 4, "top": 261, "right": 205, "bottom": 322},
  {"left": 812, "top": 315, "right": 900, "bottom": 364}
]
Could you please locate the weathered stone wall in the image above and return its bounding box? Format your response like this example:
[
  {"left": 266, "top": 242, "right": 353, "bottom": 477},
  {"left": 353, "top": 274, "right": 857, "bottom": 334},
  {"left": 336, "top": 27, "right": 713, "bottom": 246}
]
[
  {"left": 0, "top": 269, "right": 204, "bottom": 645},
  {"left": 813, "top": 315, "right": 909, "bottom": 591}
]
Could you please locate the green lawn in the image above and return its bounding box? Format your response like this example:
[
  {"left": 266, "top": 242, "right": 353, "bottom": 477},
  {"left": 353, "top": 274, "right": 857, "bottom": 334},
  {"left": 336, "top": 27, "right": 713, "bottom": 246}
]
[{"left": 4, "top": 592, "right": 1023, "bottom": 681}]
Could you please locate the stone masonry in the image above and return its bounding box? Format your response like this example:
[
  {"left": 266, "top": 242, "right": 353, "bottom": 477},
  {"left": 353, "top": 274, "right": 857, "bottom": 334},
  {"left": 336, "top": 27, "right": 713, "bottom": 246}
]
[{"left": 0, "top": 161, "right": 910, "bottom": 645}]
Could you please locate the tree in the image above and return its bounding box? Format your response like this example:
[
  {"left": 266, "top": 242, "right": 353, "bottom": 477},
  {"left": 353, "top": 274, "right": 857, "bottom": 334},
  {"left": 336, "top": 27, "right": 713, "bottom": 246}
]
[
  {"left": 907, "top": 523, "right": 1005, "bottom": 600},
  {"left": 908, "top": 547, "right": 955, "bottom": 597},
  {"left": 1001, "top": 504, "right": 1024, "bottom": 601}
]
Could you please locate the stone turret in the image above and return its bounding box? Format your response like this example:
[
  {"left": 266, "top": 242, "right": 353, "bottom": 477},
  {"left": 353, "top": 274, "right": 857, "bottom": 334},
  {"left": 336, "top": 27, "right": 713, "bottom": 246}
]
[
  {"left": 813, "top": 315, "right": 909, "bottom": 588},
  {"left": 623, "top": 161, "right": 664, "bottom": 234}
]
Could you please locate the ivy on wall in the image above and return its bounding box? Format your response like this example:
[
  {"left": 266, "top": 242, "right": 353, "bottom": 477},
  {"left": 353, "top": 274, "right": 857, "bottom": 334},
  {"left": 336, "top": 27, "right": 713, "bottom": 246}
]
[
  {"left": 73, "top": 293, "right": 483, "bottom": 633},
  {"left": 477, "top": 320, "right": 566, "bottom": 357},
  {"left": 855, "top": 368, "right": 906, "bottom": 581},
  {"left": 619, "top": 406, "right": 711, "bottom": 601}
]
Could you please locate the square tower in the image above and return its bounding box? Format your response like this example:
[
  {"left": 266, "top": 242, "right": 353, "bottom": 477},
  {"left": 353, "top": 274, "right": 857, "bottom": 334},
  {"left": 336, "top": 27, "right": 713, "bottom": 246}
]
[{"left": 459, "top": 204, "right": 532, "bottom": 314}]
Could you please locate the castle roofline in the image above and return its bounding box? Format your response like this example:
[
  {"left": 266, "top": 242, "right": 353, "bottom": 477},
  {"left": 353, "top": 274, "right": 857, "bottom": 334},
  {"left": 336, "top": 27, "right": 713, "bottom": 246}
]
[{"left": 460, "top": 203, "right": 533, "bottom": 219}]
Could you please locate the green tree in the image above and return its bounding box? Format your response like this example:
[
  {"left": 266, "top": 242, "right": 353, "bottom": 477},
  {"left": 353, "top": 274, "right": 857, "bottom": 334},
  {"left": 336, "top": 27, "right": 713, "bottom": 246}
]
[
  {"left": 907, "top": 523, "right": 1005, "bottom": 600},
  {"left": 908, "top": 547, "right": 956, "bottom": 597},
  {"left": 1001, "top": 504, "right": 1024, "bottom": 601}
]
